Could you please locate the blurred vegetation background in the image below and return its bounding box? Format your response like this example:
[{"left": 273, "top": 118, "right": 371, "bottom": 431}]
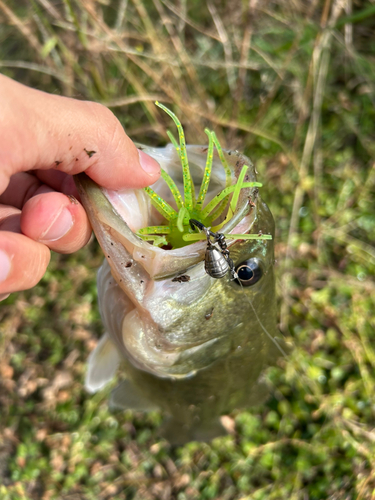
[{"left": 0, "top": 0, "right": 375, "bottom": 498}]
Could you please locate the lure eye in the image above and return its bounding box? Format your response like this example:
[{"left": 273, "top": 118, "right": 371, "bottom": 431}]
[{"left": 235, "top": 258, "right": 263, "bottom": 286}]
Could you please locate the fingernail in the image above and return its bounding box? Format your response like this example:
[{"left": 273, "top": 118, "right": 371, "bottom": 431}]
[
  {"left": 0, "top": 249, "right": 11, "bottom": 283},
  {"left": 0, "top": 293, "right": 10, "bottom": 301},
  {"left": 40, "top": 207, "right": 73, "bottom": 242},
  {"left": 138, "top": 149, "right": 160, "bottom": 177}
]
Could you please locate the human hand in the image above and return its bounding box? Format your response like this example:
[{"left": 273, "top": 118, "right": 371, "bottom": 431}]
[{"left": 0, "top": 74, "right": 161, "bottom": 300}]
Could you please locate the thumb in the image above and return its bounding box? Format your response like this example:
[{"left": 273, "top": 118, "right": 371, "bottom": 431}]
[{"left": 0, "top": 74, "right": 161, "bottom": 193}]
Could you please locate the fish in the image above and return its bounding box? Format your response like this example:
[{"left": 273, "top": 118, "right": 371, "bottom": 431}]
[{"left": 75, "top": 142, "right": 286, "bottom": 444}]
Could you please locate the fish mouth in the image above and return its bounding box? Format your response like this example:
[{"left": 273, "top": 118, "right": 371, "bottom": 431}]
[
  {"left": 94, "top": 252, "right": 232, "bottom": 378},
  {"left": 75, "top": 145, "right": 267, "bottom": 377},
  {"left": 75, "top": 144, "right": 259, "bottom": 284}
]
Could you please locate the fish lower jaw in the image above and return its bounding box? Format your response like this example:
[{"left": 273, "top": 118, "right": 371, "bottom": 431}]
[{"left": 121, "top": 309, "right": 228, "bottom": 379}]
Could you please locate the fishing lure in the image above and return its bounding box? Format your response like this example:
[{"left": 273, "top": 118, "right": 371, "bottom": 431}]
[{"left": 137, "top": 102, "right": 272, "bottom": 249}]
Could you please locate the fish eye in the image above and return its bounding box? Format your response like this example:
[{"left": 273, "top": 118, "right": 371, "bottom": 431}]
[{"left": 234, "top": 258, "right": 263, "bottom": 286}]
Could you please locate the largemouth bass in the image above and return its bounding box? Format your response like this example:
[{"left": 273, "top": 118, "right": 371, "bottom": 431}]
[{"left": 75, "top": 142, "right": 285, "bottom": 444}]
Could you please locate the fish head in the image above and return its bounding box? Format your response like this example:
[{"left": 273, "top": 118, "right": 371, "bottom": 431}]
[{"left": 75, "top": 144, "right": 277, "bottom": 381}]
